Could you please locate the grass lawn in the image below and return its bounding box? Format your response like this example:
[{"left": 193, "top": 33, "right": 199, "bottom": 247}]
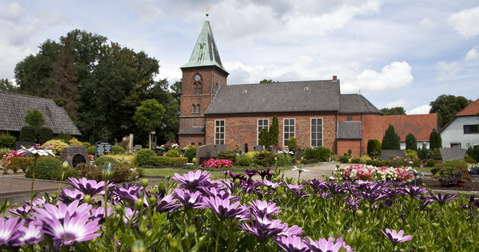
[
  {"left": 142, "top": 166, "right": 292, "bottom": 180},
  {"left": 415, "top": 167, "right": 432, "bottom": 173}
]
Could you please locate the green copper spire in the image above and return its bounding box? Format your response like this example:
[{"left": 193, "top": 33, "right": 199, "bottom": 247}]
[{"left": 182, "top": 20, "right": 228, "bottom": 73}]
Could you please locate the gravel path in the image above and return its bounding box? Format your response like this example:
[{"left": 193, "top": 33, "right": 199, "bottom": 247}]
[{"left": 280, "top": 162, "right": 338, "bottom": 181}]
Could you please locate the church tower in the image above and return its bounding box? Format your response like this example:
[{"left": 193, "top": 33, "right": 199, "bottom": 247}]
[{"left": 178, "top": 18, "right": 229, "bottom": 148}]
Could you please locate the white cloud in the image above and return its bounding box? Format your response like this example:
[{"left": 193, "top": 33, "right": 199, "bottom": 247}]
[
  {"left": 420, "top": 18, "right": 436, "bottom": 29},
  {"left": 342, "top": 61, "right": 413, "bottom": 93},
  {"left": 464, "top": 47, "right": 478, "bottom": 61},
  {"left": 436, "top": 61, "right": 461, "bottom": 81},
  {"left": 0, "top": 2, "right": 24, "bottom": 22},
  {"left": 407, "top": 104, "right": 431, "bottom": 115},
  {"left": 386, "top": 99, "right": 406, "bottom": 108},
  {"left": 449, "top": 6, "right": 479, "bottom": 39}
]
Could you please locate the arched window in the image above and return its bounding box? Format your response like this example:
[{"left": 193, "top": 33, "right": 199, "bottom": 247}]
[
  {"left": 196, "top": 104, "right": 200, "bottom": 114},
  {"left": 193, "top": 83, "right": 198, "bottom": 95},
  {"left": 197, "top": 82, "right": 202, "bottom": 94},
  {"left": 192, "top": 104, "right": 196, "bottom": 114}
]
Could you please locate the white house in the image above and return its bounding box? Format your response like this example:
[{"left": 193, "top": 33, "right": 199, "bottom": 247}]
[{"left": 441, "top": 99, "right": 479, "bottom": 149}]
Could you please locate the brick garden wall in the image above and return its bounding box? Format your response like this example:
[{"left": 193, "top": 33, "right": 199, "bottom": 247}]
[{"left": 337, "top": 139, "right": 361, "bottom": 157}]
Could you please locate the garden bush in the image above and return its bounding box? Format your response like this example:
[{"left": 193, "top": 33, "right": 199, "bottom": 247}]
[
  {"left": 87, "top": 146, "right": 96, "bottom": 156},
  {"left": 338, "top": 155, "right": 349, "bottom": 163},
  {"left": 431, "top": 159, "right": 468, "bottom": 176},
  {"left": 238, "top": 155, "right": 254, "bottom": 166},
  {"left": 93, "top": 155, "right": 120, "bottom": 166},
  {"left": 433, "top": 162, "right": 471, "bottom": 186},
  {"left": 165, "top": 149, "right": 180, "bottom": 158},
  {"left": 10, "top": 157, "right": 34, "bottom": 172},
  {"left": 367, "top": 139, "right": 381, "bottom": 158},
  {"left": 36, "top": 127, "right": 53, "bottom": 144},
  {"left": 254, "top": 151, "right": 277, "bottom": 167},
  {"left": 183, "top": 146, "right": 196, "bottom": 162},
  {"left": 425, "top": 159, "right": 440, "bottom": 168},
  {"left": 467, "top": 145, "right": 479, "bottom": 163},
  {"left": 111, "top": 145, "right": 125, "bottom": 155},
  {"left": 150, "top": 156, "right": 188, "bottom": 166},
  {"left": 68, "top": 137, "right": 83, "bottom": 146},
  {"left": 303, "top": 146, "right": 331, "bottom": 162},
  {"left": 287, "top": 136, "right": 298, "bottom": 153},
  {"left": 0, "top": 135, "right": 16, "bottom": 148},
  {"left": 432, "top": 148, "right": 442, "bottom": 160},
  {"left": 76, "top": 164, "right": 138, "bottom": 183},
  {"left": 276, "top": 153, "right": 292, "bottom": 166},
  {"left": 19, "top": 125, "right": 37, "bottom": 142},
  {"left": 134, "top": 149, "right": 157, "bottom": 166},
  {"left": 58, "top": 132, "right": 71, "bottom": 143},
  {"left": 44, "top": 139, "right": 69, "bottom": 156},
  {"left": 105, "top": 154, "right": 135, "bottom": 167},
  {"left": 359, "top": 154, "right": 372, "bottom": 164},
  {"left": 0, "top": 148, "right": 12, "bottom": 159},
  {"left": 216, "top": 151, "right": 237, "bottom": 162},
  {"left": 301, "top": 158, "right": 319, "bottom": 164},
  {"left": 464, "top": 154, "right": 476, "bottom": 163},
  {"left": 350, "top": 157, "right": 361, "bottom": 163},
  {"left": 25, "top": 157, "right": 63, "bottom": 180}
]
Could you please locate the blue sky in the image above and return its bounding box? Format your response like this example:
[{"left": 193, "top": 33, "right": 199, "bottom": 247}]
[{"left": 1, "top": 0, "right": 478, "bottom": 114}]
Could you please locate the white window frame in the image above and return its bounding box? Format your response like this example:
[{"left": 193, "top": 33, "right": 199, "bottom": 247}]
[
  {"left": 257, "top": 119, "right": 269, "bottom": 144},
  {"left": 310, "top": 118, "right": 323, "bottom": 147},
  {"left": 283, "top": 118, "right": 295, "bottom": 146},
  {"left": 214, "top": 120, "right": 225, "bottom": 145}
]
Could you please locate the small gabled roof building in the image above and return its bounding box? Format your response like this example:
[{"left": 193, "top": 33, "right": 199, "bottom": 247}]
[
  {"left": 0, "top": 91, "right": 81, "bottom": 137},
  {"left": 440, "top": 99, "right": 479, "bottom": 149}
]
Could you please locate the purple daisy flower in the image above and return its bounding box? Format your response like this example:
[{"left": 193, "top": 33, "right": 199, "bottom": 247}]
[
  {"left": 13, "top": 220, "right": 44, "bottom": 246},
  {"left": 278, "top": 225, "right": 303, "bottom": 237},
  {"left": 90, "top": 207, "right": 111, "bottom": 224},
  {"left": 155, "top": 194, "right": 181, "bottom": 213},
  {"left": 244, "top": 170, "right": 258, "bottom": 179},
  {"left": 9, "top": 205, "right": 32, "bottom": 218},
  {"left": 259, "top": 180, "right": 281, "bottom": 189},
  {"left": 428, "top": 192, "right": 458, "bottom": 204},
  {"left": 241, "top": 216, "right": 288, "bottom": 240},
  {"left": 306, "top": 236, "right": 354, "bottom": 252},
  {"left": 32, "top": 200, "right": 92, "bottom": 224},
  {"left": 248, "top": 199, "right": 281, "bottom": 218},
  {"left": 59, "top": 188, "right": 85, "bottom": 204},
  {"left": 202, "top": 195, "right": 247, "bottom": 220},
  {"left": 172, "top": 170, "right": 212, "bottom": 189},
  {"left": 113, "top": 184, "right": 141, "bottom": 204},
  {"left": 399, "top": 186, "right": 428, "bottom": 197},
  {"left": 68, "top": 177, "right": 110, "bottom": 196},
  {"left": 173, "top": 188, "right": 203, "bottom": 210},
  {"left": 380, "top": 228, "right": 413, "bottom": 244},
  {"left": 0, "top": 217, "right": 24, "bottom": 248},
  {"left": 275, "top": 235, "right": 309, "bottom": 252},
  {"left": 258, "top": 169, "right": 273, "bottom": 180}
]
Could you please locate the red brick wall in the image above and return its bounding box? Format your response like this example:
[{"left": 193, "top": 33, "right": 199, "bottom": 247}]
[
  {"left": 178, "top": 135, "right": 205, "bottom": 149},
  {"left": 205, "top": 112, "right": 338, "bottom": 152},
  {"left": 337, "top": 140, "right": 361, "bottom": 157}
]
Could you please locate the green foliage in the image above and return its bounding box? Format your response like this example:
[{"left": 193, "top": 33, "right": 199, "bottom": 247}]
[
  {"left": 277, "top": 153, "right": 292, "bottom": 166},
  {"left": 58, "top": 132, "right": 72, "bottom": 143},
  {"left": 10, "top": 157, "right": 35, "bottom": 172},
  {"left": 0, "top": 78, "right": 17, "bottom": 92},
  {"left": 25, "top": 109, "right": 45, "bottom": 127},
  {"left": 426, "top": 159, "right": 440, "bottom": 168},
  {"left": 432, "top": 148, "right": 442, "bottom": 160},
  {"left": 149, "top": 156, "right": 188, "bottom": 166},
  {"left": 365, "top": 159, "right": 389, "bottom": 167},
  {"left": 433, "top": 159, "right": 470, "bottom": 185},
  {"left": 134, "top": 149, "right": 157, "bottom": 166},
  {"left": 111, "top": 145, "right": 125, "bottom": 155},
  {"left": 44, "top": 139, "right": 69, "bottom": 156},
  {"left": 254, "top": 151, "right": 278, "bottom": 167},
  {"left": 93, "top": 155, "right": 120, "bottom": 166},
  {"left": 464, "top": 155, "right": 476, "bottom": 163},
  {"left": 183, "top": 146, "right": 197, "bottom": 163},
  {"left": 238, "top": 155, "right": 254, "bottom": 166},
  {"left": 405, "top": 149, "right": 419, "bottom": 160},
  {"left": 216, "top": 151, "right": 237, "bottom": 162},
  {"left": 19, "top": 125, "right": 37, "bottom": 142},
  {"left": 405, "top": 133, "right": 417, "bottom": 150},
  {"left": 429, "top": 129, "right": 442, "bottom": 149},
  {"left": 367, "top": 139, "right": 382, "bottom": 158},
  {"left": 37, "top": 127, "right": 53, "bottom": 144},
  {"left": 0, "top": 135, "right": 16, "bottom": 148},
  {"left": 87, "top": 146, "right": 96, "bottom": 155},
  {"left": 76, "top": 164, "right": 138, "bottom": 183},
  {"left": 269, "top": 116, "right": 279, "bottom": 146},
  {"left": 382, "top": 124, "right": 400, "bottom": 150},
  {"left": 68, "top": 137, "right": 83, "bottom": 146},
  {"left": 134, "top": 98, "right": 165, "bottom": 133},
  {"left": 380, "top": 107, "right": 406, "bottom": 115},
  {"left": 338, "top": 155, "right": 350, "bottom": 163},
  {"left": 429, "top": 94, "right": 472, "bottom": 128},
  {"left": 25, "top": 157, "right": 63, "bottom": 180},
  {"left": 467, "top": 146, "right": 479, "bottom": 163},
  {"left": 166, "top": 149, "right": 180, "bottom": 158},
  {"left": 303, "top": 146, "right": 332, "bottom": 162},
  {"left": 287, "top": 136, "right": 298, "bottom": 153},
  {"left": 258, "top": 128, "right": 269, "bottom": 147},
  {"left": 0, "top": 148, "right": 12, "bottom": 159}
]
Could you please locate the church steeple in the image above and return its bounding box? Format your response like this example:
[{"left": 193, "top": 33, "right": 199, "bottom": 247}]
[{"left": 181, "top": 20, "right": 228, "bottom": 74}]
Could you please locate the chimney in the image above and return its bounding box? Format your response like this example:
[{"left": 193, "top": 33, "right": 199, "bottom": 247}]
[{"left": 332, "top": 75, "right": 337, "bottom": 81}]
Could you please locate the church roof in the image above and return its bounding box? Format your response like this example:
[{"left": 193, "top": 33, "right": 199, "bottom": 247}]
[
  {"left": 0, "top": 91, "right": 81, "bottom": 135},
  {"left": 205, "top": 80, "right": 341, "bottom": 114},
  {"left": 339, "top": 94, "right": 382, "bottom": 114},
  {"left": 181, "top": 20, "right": 228, "bottom": 74}
]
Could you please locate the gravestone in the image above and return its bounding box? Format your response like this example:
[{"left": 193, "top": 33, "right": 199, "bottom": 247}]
[
  {"left": 244, "top": 143, "right": 249, "bottom": 153},
  {"left": 196, "top": 145, "right": 226, "bottom": 165},
  {"left": 95, "top": 142, "right": 112, "bottom": 157},
  {"left": 381, "top": 150, "right": 405, "bottom": 160},
  {"left": 440, "top": 148, "right": 467, "bottom": 162},
  {"left": 134, "top": 145, "right": 142, "bottom": 152},
  {"left": 216, "top": 144, "right": 227, "bottom": 153},
  {"left": 60, "top": 146, "right": 88, "bottom": 168},
  {"left": 254, "top": 145, "right": 263, "bottom": 152}
]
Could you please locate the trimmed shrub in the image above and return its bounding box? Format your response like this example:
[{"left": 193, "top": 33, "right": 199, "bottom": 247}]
[
  {"left": 10, "top": 157, "right": 34, "bottom": 172},
  {"left": 76, "top": 163, "right": 138, "bottom": 183},
  {"left": 277, "top": 153, "right": 292, "bottom": 166},
  {"left": 149, "top": 156, "right": 188, "bottom": 166},
  {"left": 0, "top": 148, "right": 12, "bottom": 159},
  {"left": 350, "top": 157, "right": 361, "bottom": 163},
  {"left": 135, "top": 149, "right": 157, "bottom": 166},
  {"left": 303, "top": 146, "right": 332, "bottom": 162},
  {"left": 254, "top": 151, "right": 278, "bottom": 167},
  {"left": 166, "top": 149, "right": 180, "bottom": 158},
  {"left": 338, "top": 155, "right": 349, "bottom": 163},
  {"left": 431, "top": 159, "right": 467, "bottom": 176},
  {"left": 25, "top": 157, "right": 63, "bottom": 180},
  {"left": 432, "top": 148, "right": 442, "bottom": 160},
  {"left": 183, "top": 147, "right": 197, "bottom": 162},
  {"left": 93, "top": 155, "right": 120, "bottom": 166},
  {"left": 426, "top": 159, "right": 440, "bottom": 168},
  {"left": 87, "top": 146, "right": 96, "bottom": 156},
  {"left": 382, "top": 125, "right": 400, "bottom": 150},
  {"left": 19, "top": 125, "right": 37, "bottom": 142},
  {"left": 44, "top": 139, "right": 69, "bottom": 156},
  {"left": 58, "top": 132, "right": 72, "bottom": 143},
  {"left": 105, "top": 154, "right": 135, "bottom": 167},
  {"left": 37, "top": 127, "right": 53, "bottom": 144},
  {"left": 359, "top": 155, "right": 372, "bottom": 164},
  {"left": 112, "top": 145, "right": 125, "bottom": 155},
  {"left": 287, "top": 136, "right": 298, "bottom": 153},
  {"left": 68, "top": 137, "right": 83, "bottom": 146},
  {"left": 405, "top": 133, "right": 417, "bottom": 151},
  {"left": 464, "top": 155, "right": 477, "bottom": 163},
  {"left": 258, "top": 128, "right": 269, "bottom": 147},
  {"left": 0, "top": 135, "right": 16, "bottom": 148},
  {"left": 216, "top": 151, "right": 237, "bottom": 162},
  {"left": 269, "top": 116, "right": 279, "bottom": 146},
  {"left": 429, "top": 129, "right": 442, "bottom": 149},
  {"left": 238, "top": 155, "right": 253, "bottom": 166},
  {"left": 367, "top": 139, "right": 381, "bottom": 158},
  {"left": 467, "top": 146, "right": 479, "bottom": 163}
]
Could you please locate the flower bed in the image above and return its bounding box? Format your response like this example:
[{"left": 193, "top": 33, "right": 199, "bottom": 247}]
[
  {"left": 1, "top": 169, "right": 478, "bottom": 251},
  {"left": 200, "top": 158, "right": 233, "bottom": 168},
  {"left": 333, "top": 164, "right": 416, "bottom": 182}
]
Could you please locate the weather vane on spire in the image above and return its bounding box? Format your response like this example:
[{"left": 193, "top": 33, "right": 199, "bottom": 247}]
[{"left": 206, "top": 5, "right": 211, "bottom": 17}]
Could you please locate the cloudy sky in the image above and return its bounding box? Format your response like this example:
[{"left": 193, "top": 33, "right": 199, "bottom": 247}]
[{"left": 1, "top": 0, "right": 478, "bottom": 114}]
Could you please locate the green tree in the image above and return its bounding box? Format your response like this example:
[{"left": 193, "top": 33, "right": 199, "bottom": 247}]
[
  {"left": 382, "top": 124, "right": 400, "bottom": 150},
  {"left": 170, "top": 80, "right": 182, "bottom": 106},
  {"left": 367, "top": 139, "right": 382, "bottom": 158},
  {"left": 269, "top": 116, "right": 279, "bottom": 146},
  {"left": 47, "top": 35, "right": 79, "bottom": 121},
  {"left": 429, "top": 95, "right": 472, "bottom": 129},
  {"left": 134, "top": 99, "right": 165, "bottom": 149},
  {"left": 25, "top": 109, "right": 45, "bottom": 127},
  {"left": 429, "top": 128, "right": 442, "bottom": 149},
  {"left": 405, "top": 133, "right": 417, "bottom": 151},
  {"left": 0, "top": 79, "right": 18, "bottom": 92},
  {"left": 259, "top": 79, "right": 278, "bottom": 84},
  {"left": 258, "top": 128, "right": 269, "bottom": 147},
  {"left": 380, "top": 107, "right": 406, "bottom": 115}
]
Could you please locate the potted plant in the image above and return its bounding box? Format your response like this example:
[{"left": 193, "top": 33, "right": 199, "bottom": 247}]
[{"left": 433, "top": 165, "right": 471, "bottom": 186}]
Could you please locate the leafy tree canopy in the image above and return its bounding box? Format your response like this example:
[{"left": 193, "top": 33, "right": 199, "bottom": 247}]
[
  {"left": 259, "top": 79, "right": 278, "bottom": 84},
  {"left": 25, "top": 109, "right": 45, "bottom": 127},
  {"left": 134, "top": 99, "right": 165, "bottom": 134},
  {"left": 380, "top": 107, "right": 406, "bottom": 115},
  {"left": 429, "top": 95, "right": 472, "bottom": 129}
]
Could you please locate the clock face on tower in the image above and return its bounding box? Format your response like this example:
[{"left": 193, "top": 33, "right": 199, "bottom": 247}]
[{"left": 195, "top": 74, "right": 201, "bottom": 81}]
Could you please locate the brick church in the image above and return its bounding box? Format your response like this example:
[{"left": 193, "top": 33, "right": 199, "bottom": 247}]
[{"left": 178, "top": 18, "right": 437, "bottom": 157}]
